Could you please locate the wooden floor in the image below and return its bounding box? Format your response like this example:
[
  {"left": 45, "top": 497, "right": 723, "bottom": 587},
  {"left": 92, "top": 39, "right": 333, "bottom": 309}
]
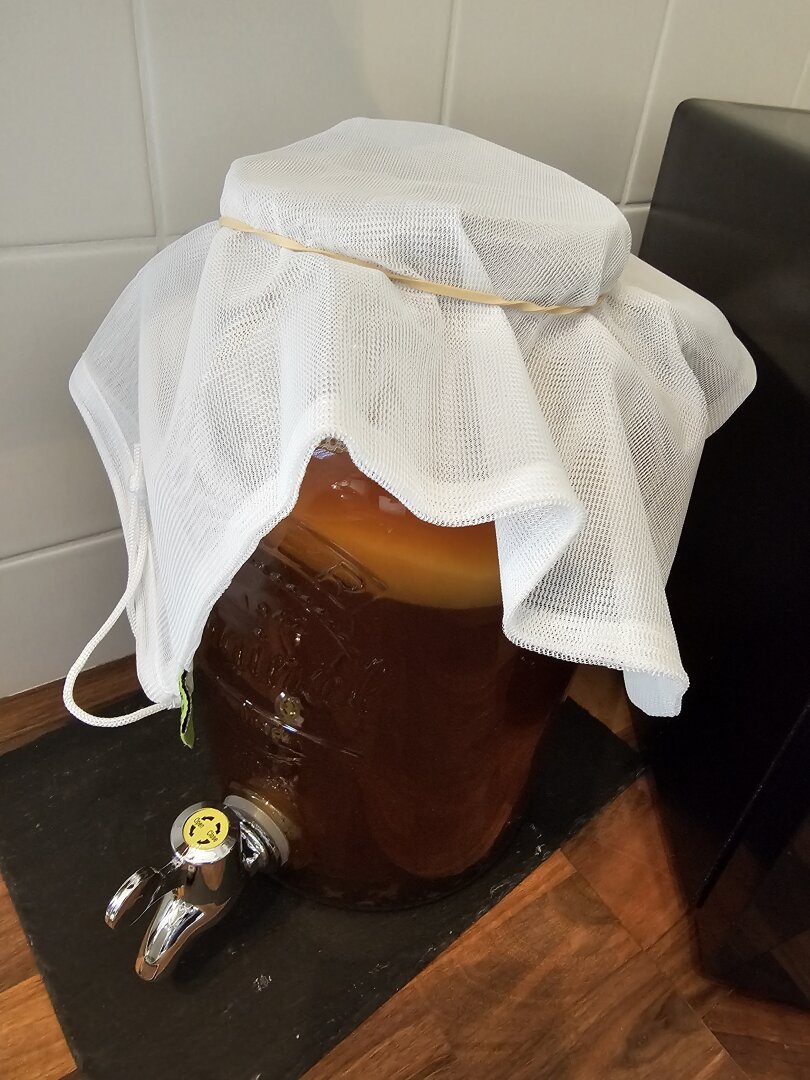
[{"left": 1, "top": 662, "right": 809, "bottom": 1080}]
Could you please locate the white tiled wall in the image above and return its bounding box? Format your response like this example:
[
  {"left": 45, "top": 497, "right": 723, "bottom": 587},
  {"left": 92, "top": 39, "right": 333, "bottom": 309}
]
[{"left": 2, "top": 0, "right": 809, "bottom": 696}]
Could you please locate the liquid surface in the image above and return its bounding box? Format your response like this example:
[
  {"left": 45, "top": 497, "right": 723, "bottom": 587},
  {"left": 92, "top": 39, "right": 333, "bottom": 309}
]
[
  {"left": 291, "top": 450, "right": 502, "bottom": 608},
  {"left": 197, "top": 452, "right": 572, "bottom": 906}
]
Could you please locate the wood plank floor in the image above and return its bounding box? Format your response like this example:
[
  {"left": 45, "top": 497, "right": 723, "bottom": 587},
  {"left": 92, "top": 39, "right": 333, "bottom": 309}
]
[
  {"left": 0, "top": 655, "right": 138, "bottom": 757},
  {"left": 1, "top": 661, "right": 809, "bottom": 1080}
]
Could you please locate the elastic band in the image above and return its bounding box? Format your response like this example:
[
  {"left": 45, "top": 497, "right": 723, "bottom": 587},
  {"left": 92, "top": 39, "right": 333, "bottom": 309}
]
[
  {"left": 219, "top": 217, "right": 604, "bottom": 316},
  {"left": 63, "top": 446, "right": 166, "bottom": 727}
]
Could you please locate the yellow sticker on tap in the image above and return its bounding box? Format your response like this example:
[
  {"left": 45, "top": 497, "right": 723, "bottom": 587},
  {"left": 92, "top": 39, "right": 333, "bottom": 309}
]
[{"left": 182, "top": 807, "right": 229, "bottom": 850}]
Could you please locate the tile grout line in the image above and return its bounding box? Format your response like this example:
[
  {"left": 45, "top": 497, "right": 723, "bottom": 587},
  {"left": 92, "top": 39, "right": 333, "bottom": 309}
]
[
  {"left": 619, "top": 0, "right": 674, "bottom": 208},
  {"left": 791, "top": 46, "right": 810, "bottom": 107},
  {"left": 0, "top": 529, "right": 124, "bottom": 570},
  {"left": 439, "top": 0, "right": 461, "bottom": 126},
  {"left": 0, "top": 236, "right": 159, "bottom": 258},
  {"left": 130, "top": 0, "right": 167, "bottom": 246}
]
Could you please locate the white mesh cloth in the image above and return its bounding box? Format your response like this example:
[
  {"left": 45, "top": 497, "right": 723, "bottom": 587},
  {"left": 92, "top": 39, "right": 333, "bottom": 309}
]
[{"left": 65, "top": 118, "right": 755, "bottom": 722}]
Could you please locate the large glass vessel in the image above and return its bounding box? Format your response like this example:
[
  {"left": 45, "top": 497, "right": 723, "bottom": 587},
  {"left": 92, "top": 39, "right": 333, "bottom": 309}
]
[{"left": 196, "top": 447, "right": 572, "bottom": 907}]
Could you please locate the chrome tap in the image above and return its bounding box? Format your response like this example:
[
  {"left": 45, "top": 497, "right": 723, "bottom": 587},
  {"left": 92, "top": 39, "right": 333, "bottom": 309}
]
[{"left": 106, "top": 794, "right": 288, "bottom": 980}]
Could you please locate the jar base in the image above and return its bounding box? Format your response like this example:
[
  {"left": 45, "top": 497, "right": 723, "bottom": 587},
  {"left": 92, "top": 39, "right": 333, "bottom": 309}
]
[{"left": 271, "top": 820, "right": 522, "bottom": 911}]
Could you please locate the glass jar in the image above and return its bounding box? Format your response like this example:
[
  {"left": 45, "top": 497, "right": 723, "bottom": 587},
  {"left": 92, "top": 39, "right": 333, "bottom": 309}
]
[{"left": 195, "top": 447, "right": 572, "bottom": 907}]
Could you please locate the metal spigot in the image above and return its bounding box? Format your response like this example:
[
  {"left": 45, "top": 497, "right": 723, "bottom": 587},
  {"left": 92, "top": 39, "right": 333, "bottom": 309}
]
[{"left": 106, "top": 794, "right": 288, "bottom": 981}]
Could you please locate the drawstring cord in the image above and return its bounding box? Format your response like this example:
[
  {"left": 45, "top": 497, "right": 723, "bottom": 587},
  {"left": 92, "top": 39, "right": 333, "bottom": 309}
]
[{"left": 63, "top": 445, "right": 166, "bottom": 727}]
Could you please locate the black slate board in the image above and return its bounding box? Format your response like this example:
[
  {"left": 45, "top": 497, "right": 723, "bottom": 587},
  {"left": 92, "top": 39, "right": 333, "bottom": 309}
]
[{"left": 0, "top": 700, "right": 642, "bottom": 1080}]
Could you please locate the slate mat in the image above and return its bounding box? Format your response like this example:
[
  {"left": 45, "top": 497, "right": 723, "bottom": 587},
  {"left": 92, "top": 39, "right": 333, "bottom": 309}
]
[{"left": 0, "top": 700, "right": 642, "bottom": 1080}]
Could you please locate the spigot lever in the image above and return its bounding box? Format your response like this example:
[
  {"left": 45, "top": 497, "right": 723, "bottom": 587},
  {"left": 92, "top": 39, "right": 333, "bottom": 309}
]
[{"left": 107, "top": 796, "right": 287, "bottom": 980}]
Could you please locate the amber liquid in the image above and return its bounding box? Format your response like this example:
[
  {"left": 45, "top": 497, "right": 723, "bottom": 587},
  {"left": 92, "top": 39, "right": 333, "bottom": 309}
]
[{"left": 196, "top": 451, "right": 572, "bottom": 907}]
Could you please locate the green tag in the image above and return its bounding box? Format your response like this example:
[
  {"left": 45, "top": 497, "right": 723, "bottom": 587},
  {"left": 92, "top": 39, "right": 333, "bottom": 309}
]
[{"left": 179, "top": 670, "right": 194, "bottom": 749}]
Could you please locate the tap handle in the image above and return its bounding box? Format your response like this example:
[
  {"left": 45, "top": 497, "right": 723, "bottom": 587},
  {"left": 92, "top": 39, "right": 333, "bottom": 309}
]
[
  {"left": 107, "top": 796, "right": 288, "bottom": 980},
  {"left": 106, "top": 859, "right": 187, "bottom": 929}
]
